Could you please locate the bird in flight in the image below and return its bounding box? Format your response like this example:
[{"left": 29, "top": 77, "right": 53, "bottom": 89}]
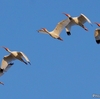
[
  {"left": 94, "top": 22, "right": 100, "bottom": 44},
  {"left": 38, "top": 18, "right": 70, "bottom": 41},
  {"left": 63, "top": 13, "right": 92, "bottom": 35}
]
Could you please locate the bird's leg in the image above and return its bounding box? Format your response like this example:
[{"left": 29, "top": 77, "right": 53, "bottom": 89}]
[
  {"left": 81, "top": 24, "right": 88, "bottom": 31},
  {"left": 57, "top": 37, "right": 63, "bottom": 41}
]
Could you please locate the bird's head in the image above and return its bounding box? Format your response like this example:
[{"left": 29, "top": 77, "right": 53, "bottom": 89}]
[
  {"left": 37, "top": 28, "right": 48, "bottom": 33},
  {"left": 63, "top": 13, "right": 71, "bottom": 17},
  {"left": 2, "top": 46, "right": 9, "bottom": 52},
  {"left": 95, "top": 22, "right": 100, "bottom": 27}
]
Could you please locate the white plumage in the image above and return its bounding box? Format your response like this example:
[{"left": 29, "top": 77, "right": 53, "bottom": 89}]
[
  {"left": 0, "top": 47, "right": 31, "bottom": 76},
  {"left": 94, "top": 22, "right": 100, "bottom": 44},
  {"left": 38, "top": 18, "right": 70, "bottom": 41},
  {"left": 63, "top": 13, "right": 92, "bottom": 35}
]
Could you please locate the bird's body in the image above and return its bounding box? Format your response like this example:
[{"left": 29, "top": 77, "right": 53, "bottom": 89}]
[
  {"left": 0, "top": 47, "right": 31, "bottom": 76},
  {"left": 38, "top": 18, "right": 70, "bottom": 41},
  {"left": 63, "top": 13, "right": 92, "bottom": 35},
  {"left": 94, "top": 23, "right": 100, "bottom": 44}
]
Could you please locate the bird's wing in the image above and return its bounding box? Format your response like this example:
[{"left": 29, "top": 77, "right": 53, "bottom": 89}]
[
  {"left": 19, "top": 52, "right": 31, "bottom": 64},
  {"left": 0, "top": 54, "right": 15, "bottom": 71},
  {"left": 4, "top": 63, "right": 14, "bottom": 72},
  {"left": 94, "top": 29, "right": 100, "bottom": 40},
  {"left": 78, "top": 14, "right": 92, "bottom": 25},
  {"left": 65, "top": 21, "right": 76, "bottom": 32},
  {"left": 53, "top": 18, "right": 70, "bottom": 35}
]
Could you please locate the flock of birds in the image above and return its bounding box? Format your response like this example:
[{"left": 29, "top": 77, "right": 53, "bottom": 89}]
[
  {"left": 0, "top": 12, "right": 100, "bottom": 85},
  {"left": 38, "top": 13, "right": 100, "bottom": 43}
]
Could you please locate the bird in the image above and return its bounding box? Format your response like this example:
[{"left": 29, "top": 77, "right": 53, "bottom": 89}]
[
  {"left": 37, "top": 18, "right": 70, "bottom": 41},
  {"left": 0, "top": 46, "right": 31, "bottom": 75},
  {"left": 63, "top": 13, "right": 92, "bottom": 35},
  {"left": 0, "top": 81, "right": 4, "bottom": 85},
  {"left": 94, "top": 22, "right": 100, "bottom": 44}
]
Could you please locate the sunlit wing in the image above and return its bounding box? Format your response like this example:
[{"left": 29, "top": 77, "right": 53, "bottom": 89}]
[
  {"left": 0, "top": 54, "right": 15, "bottom": 71},
  {"left": 53, "top": 18, "right": 70, "bottom": 35},
  {"left": 78, "top": 14, "right": 92, "bottom": 25},
  {"left": 65, "top": 21, "right": 76, "bottom": 32},
  {"left": 19, "top": 52, "right": 31, "bottom": 65},
  {"left": 4, "top": 63, "right": 14, "bottom": 72}
]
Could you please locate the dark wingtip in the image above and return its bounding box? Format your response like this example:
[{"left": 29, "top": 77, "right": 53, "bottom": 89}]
[
  {"left": 28, "top": 62, "right": 31, "bottom": 65},
  {"left": 67, "top": 32, "right": 71, "bottom": 36},
  {"left": 8, "top": 63, "right": 14, "bottom": 66},
  {"left": 96, "top": 40, "right": 100, "bottom": 44},
  {"left": 91, "top": 24, "right": 93, "bottom": 27}
]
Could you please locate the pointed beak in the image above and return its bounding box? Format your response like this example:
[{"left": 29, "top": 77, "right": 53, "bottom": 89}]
[
  {"left": 2, "top": 46, "right": 8, "bottom": 51},
  {"left": 37, "top": 30, "right": 39, "bottom": 32},
  {"left": 2, "top": 46, "right": 6, "bottom": 49},
  {"left": 95, "top": 22, "right": 100, "bottom": 27},
  {"left": 95, "top": 22, "right": 98, "bottom": 25},
  {"left": 63, "top": 12, "right": 67, "bottom": 15},
  {"left": 62, "top": 13, "right": 69, "bottom": 17}
]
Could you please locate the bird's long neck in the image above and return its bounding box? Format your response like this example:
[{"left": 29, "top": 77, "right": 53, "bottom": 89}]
[
  {"left": 7, "top": 49, "right": 12, "bottom": 53},
  {"left": 45, "top": 29, "right": 50, "bottom": 34},
  {"left": 69, "top": 17, "right": 72, "bottom": 20}
]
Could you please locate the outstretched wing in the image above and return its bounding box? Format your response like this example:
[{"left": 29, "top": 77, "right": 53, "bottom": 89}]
[
  {"left": 20, "top": 52, "right": 31, "bottom": 65},
  {"left": 53, "top": 18, "right": 70, "bottom": 35},
  {"left": 0, "top": 54, "right": 15, "bottom": 70},
  {"left": 78, "top": 14, "right": 92, "bottom": 25},
  {"left": 65, "top": 21, "right": 76, "bottom": 33}
]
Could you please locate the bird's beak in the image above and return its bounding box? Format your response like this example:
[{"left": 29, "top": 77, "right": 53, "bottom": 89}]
[
  {"left": 37, "top": 30, "right": 39, "bottom": 32},
  {"left": 62, "top": 13, "right": 69, "bottom": 17},
  {"left": 95, "top": 22, "right": 100, "bottom": 27},
  {"left": 95, "top": 22, "right": 98, "bottom": 25},
  {"left": 2, "top": 46, "right": 6, "bottom": 49},
  {"left": 2, "top": 46, "right": 8, "bottom": 51}
]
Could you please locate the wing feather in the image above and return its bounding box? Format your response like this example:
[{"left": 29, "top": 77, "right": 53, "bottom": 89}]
[
  {"left": 20, "top": 52, "right": 31, "bottom": 64},
  {"left": 65, "top": 21, "right": 76, "bottom": 32},
  {"left": 53, "top": 18, "right": 70, "bottom": 35},
  {"left": 0, "top": 54, "right": 15, "bottom": 71},
  {"left": 78, "top": 14, "right": 92, "bottom": 24}
]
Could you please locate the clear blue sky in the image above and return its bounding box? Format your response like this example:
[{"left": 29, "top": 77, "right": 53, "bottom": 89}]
[{"left": 0, "top": 0, "right": 100, "bottom": 99}]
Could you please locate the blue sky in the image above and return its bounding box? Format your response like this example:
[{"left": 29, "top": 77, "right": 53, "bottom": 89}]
[{"left": 0, "top": 0, "right": 100, "bottom": 99}]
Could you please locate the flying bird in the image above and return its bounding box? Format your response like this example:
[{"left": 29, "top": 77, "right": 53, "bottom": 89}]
[
  {"left": 94, "top": 22, "right": 100, "bottom": 44},
  {"left": 0, "top": 81, "right": 4, "bottom": 85},
  {"left": 37, "top": 19, "right": 70, "bottom": 41},
  {"left": 0, "top": 46, "right": 31, "bottom": 75},
  {"left": 63, "top": 13, "right": 92, "bottom": 35}
]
